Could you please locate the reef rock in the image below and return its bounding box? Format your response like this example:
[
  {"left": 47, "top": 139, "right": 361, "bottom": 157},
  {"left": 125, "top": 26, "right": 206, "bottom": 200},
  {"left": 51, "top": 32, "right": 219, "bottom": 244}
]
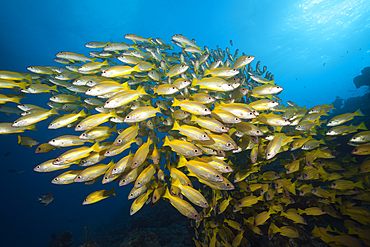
[
  {"left": 119, "top": 228, "right": 160, "bottom": 247},
  {"left": 353, "top": 67, "right": 370, "bottom": 88},
  {"left": 48, "top": 231, "right": 73, "bottom": 247}
]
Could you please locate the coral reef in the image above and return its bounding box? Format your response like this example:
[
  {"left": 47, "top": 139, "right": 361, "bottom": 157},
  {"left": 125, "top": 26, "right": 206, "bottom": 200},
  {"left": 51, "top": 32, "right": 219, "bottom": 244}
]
[
  {"left": 81, "top": 201, "right": 194, "bottom": 247},
  {"left": 353, "top": 67, "right": 370, "bottom": 88},
  {"left": 48, "top": 231, "right": 73, "bottom": 247}
]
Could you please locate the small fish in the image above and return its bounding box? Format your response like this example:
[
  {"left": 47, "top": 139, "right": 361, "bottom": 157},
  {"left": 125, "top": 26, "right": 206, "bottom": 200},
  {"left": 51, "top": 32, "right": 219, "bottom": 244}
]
[
  {"left": 82, "top": 188, "right": 115, "bottom": 205},
  {"left": 17, "top": 135, "right": 39, "bottom": 147},
  {"left": 36, "top": 193, "right": 54, "bottom": 206},
  {"left": 327, "top": 109, "right": 364, "bottom": 126}
]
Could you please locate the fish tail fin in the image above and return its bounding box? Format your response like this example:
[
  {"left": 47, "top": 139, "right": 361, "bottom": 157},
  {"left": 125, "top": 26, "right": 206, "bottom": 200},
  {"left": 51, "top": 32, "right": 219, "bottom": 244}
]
[
  {"left": 17, "top": 134, "right": 21, "bottom": 144},
  {"left": 13, "top": 97, "right": 21, "bottom": 104},
  {"left": 268, "top": 79, "right": 275, "bottom": 85},
  {"left": 329, "top": 103, "right": 336, "bottom": 110},
  {"left": 24, "top": 74, "right": 33, "bottom": 83},
  {"left": 121, "top": 82, "right": 130, "bottom": 91},
  {"left": 270, "top": 222, "right": 280, "bottom": 235},
  {"left": 110, "top": 109, "right": 118, "bottom": 119},
  {"left": 297, "top": 208, "right": 303, "bottom": 215},
  {"left": 102, "top": 60, "right": 109, "bottom": 66},
  {"left": 172, "top": 121, "right": 180, "bottom": 131},
  {"left": 76, "top": 96, "right": 81, "bottom": 102},
  {"left": 171, "top": 178, "right": 182, "bottom": 188},
  {"left": 191, "top": 77, "right": 199, "bottom": 86},
  {"left": 133, "top": 63, "right": 141, "bottom": 72},
  {"left": 27, "top": 124, "right": 37, "bottom": 131},
  {"left": 355, "top": 180, "right": 364, "bottom": 189},
  {"left": 336, "top": 196, "right": 342, "bottom": 205},
  {"left": 147, "top": 37, "right": 154, "bottom": 44},
  {"left": 91, "top": 142, "right": 100, "bottom": 152},
  {"left": 110, "top": 125, "right": 117, "bottom": 134},
  {"left": 163, "top": 136, "right": 170, "bottom": 147},
  {"left": 147, "top": 137, "right": 153, "bottom": 146},
  {"left": 203, "top": 69, "right": 210, "bottom": 76},
  {"left": 355, "top": 109, "right": 365, "bottom": 117},
  {"left": 356, "top": 122, "right": 368, "bottom": 130},
  {"left": 51, "top": 85, "right": 58, "bottom": 92},
  {"left": 50, "top": 108, "right": 59, "bottom": 116},
  {"left": 190, "top": 114, "right": 197, "bottom": 122},
  {"left": 162, "top": 187, "right": 171, "bottom": 199},
  {"left": 18, "top": 81, "right": 27, "bottom": 90},
  {"left": 137, "top": 85, "right": 147, "bottom": 95},
  {"left": 79, "top": 110, "right": 87, "bottom": 118},
  {"left": 177, "top": 155, "right": 187, "bottom": 168},
  {"left": 109, "top": 187, "right": 116, "bottom": 196},
  {"left": 172, "top": 98, "right": 180, "bottom": 107},
  {"left": 319, "top": 110, "right": 328, "bottom": 116}
]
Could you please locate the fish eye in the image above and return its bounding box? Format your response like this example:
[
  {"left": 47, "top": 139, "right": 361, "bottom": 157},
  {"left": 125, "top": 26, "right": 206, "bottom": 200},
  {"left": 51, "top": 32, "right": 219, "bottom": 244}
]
[
  {"left": 194, "top": 149, "right": 199, "bottom": 153},
  {"left": 312, "top": 189, "right": 316, "bottom": 193},
  {"left": 106, "top": 101, "right": 110, "bottom": 104},
  {"left": 204, "top": 108, "right": 209, "bottom": 111},
  {"left": 256, "top": 130, "right": 260, "bottom": 133},
  {"left": 126, "top": 116, "right": 130, "bottom": 119},
  {"left": 194, "top": 214, "right": 198, "bottom": 218},
  {"left": 54, "top": 178, "right": 59, "bottom": 181},
  {"left": 77, "top": 125, "right": 81, "bottom": 128},
  {"left": 55, "top": 158, "right": 60, "bottom": 162},
  {"left": 226, "top": 143, "right": 231, "bottom": 147},
  {"left": 226, "top": 183, "right": 230, "bottom": 186},
  {"left": 354, "top": 149, "right": 357, "bottom": 152},
  {"left": 118, "top": 139, "right": 122, "bottom": 143},
  {"left": 332, "top": 183, "right": 336, "bottom": 186},
  {"left": 36, "top": 166, "right": 40, "bottom": 168},
  {"left": 303, "top": 174, "right": 307, "bottom": 178},
  {"left": 267, "top": 153, "right": 271, "bottom": 156},
  {"left": 203, "top": 135, "right": 207, "bottom": 138},
  {"left": 153, "top": 196, "right": 157, "bottom": 200},
  {"left": 216, "top": 174, "right": 220, "bottom": 178},
  {"left": 77, "top": 176, "right": 81, "bottom": 179},
  {"left": 221, "top": 127, "right": 225, "bottom": 130},
  {"left": 82, "top": 133, "right": 86, "bottom": 136},
  {"left": 226, "top": 166, "right": 230, "bottom": 170},
  {"left": 172, "top": 87, "right": 176, "bottom": 90},
  {"left": 106, "top": 151, "right": 110, "bottom": 154},
  {"left": 36, "top": 148, "right": 41, "bottom": 151}
]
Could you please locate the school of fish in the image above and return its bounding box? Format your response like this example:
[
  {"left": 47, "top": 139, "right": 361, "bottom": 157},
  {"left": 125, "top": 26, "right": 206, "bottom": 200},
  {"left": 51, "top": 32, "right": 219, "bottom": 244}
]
[{"left": 1, "top": 34, "right": 370, "bottom": 247}]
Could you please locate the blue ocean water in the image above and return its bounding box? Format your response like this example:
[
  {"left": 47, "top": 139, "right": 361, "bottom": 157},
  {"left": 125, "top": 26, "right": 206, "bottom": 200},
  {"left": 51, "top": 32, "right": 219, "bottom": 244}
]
[{"left": 0, "top": 0, "right": 369, "bottom": 246}]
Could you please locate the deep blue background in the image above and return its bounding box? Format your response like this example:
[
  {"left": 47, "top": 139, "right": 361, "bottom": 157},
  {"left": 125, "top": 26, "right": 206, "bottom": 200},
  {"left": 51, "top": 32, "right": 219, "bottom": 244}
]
[{"left": 0, "top": 0, "right": 369, "bottom": 246}]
